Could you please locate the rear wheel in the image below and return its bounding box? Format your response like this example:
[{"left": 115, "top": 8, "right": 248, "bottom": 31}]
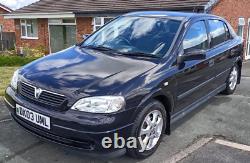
[
  {"left": 127, "top": 100, "right": 167, "bottom": 159},
  {"left": 222, "top": 65, "right": 239, "bottom": 95}
]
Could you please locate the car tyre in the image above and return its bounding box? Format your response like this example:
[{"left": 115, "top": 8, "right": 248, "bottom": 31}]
[
  {"left": 127, "top": 100, "right": 167, "bottom": 159},
  {"left": 222, "top": 64, "right": 239, "bottom": 95}
]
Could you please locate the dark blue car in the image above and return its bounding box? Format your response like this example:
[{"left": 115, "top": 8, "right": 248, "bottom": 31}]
[{"left": 4, "top": 11, "right": 243, "bottom": 159}]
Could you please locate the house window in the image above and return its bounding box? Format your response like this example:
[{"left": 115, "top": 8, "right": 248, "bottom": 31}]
[
  {"left": 48, "top": 18, "right": 76, "bottom": 25},
  {"left": 20, "top": 19, "right": 38, "bottom": 39},
  {"left": 237, "top": 17, "right": 245, "bottom": 38},
  {"left": 93, "top": 17, "right": 113, "bottom": 31}
]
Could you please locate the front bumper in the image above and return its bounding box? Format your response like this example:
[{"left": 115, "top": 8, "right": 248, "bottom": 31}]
[{"left": 4, "top": 86, "right": 135, "bottom": 157}]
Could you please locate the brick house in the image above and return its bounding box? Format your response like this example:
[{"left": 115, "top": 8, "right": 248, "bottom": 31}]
[
  {"left": 3, "top": 0, "right": 250, "bottom": 60},
  {"left": 0, "top": 3, "right": 14, "bottom": 33}
]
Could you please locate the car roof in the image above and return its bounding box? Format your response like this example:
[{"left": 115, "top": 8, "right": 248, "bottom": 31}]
[{"left": 124, "top": 11, "right": 217, "bottom": 21}]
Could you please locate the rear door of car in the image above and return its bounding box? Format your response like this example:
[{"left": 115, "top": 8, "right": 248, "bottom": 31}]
[{"left": 205, "top": 18, "right": 239, "bottom": 89}]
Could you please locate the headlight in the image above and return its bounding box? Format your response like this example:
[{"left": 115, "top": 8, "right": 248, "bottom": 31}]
[
  {"left": 71, "top": 96, "right": 125, "bottom": 113},
  {"left": 10, "top": 69, "right": 19, "bottom": 90}
]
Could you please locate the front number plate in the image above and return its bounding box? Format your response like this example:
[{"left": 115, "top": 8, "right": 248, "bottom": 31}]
[{"left": 16, "top": 104, "right": 50, "bottom": 130}]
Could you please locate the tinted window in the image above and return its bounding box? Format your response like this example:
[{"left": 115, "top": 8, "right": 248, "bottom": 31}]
[
  {"left": 208, "top": 20, "right": 227, "bottom": 47},
  {"left": 83, "top": 16, "right": 181, "bottom": 57},
  {"left": 183, "top": 21, "right": 208, "bottom": 52}
]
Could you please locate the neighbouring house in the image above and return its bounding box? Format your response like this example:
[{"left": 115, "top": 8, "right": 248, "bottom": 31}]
[
  {"left": 0, "top": 3, "right": 15, "bottom": 51},
  {"left": 3, "top": 0, "right": 250, "bottom": 60},
  {"left": 0, "top": 3, "right": 14, "bottom": 32}
]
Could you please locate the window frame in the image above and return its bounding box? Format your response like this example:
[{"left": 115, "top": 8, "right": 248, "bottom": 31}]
[
  {"left": 207, "top": 19, "right": 232, "bottom": 49},
  {"left": 93, "top": 17, "right": 114, "bottom": 32},
  {"left": 237, "top": 25, "right": 244, "bottom": 38},
  {"left": 20, "top": 19, "right": 38, "bottom": 39},
  {"left": 224, "top": 23, "right": 232, "bottom": 40},
  {"left": 48, "top": 18, "right": 76, "bottom": 25},
  {"left": 237, "top": 17, "right": 245, "bottom": 38},
  {"left": 182, "top": 19, "right": 210, "bottom": 53}
]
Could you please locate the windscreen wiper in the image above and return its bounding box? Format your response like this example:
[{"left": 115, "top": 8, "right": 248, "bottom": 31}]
[
  {"left": 82, "top": 45, "right": 114, "bottom": 51},
  {"left": 120, "top": 52, "right": 160, "bottom": 58}
]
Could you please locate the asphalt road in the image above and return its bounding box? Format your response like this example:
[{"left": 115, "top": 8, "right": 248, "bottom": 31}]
[
  {"left": 180, "top": 141, "right": 250, "bottom": 163},
  {"left": 0, "top": 61, "right": 250, "bottom": 163}
]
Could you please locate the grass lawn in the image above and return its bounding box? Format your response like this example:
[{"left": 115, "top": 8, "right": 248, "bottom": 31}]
[
  {"left": 0, "top": 67, "right": 19, "bottom": 96},
  {"left": 0, "top": 56, "right": 40, "bottom": 96}
]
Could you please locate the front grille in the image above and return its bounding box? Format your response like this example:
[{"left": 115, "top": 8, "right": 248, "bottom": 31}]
[{"left": 19, "top": 82, "right": 67, "bottom": 107}]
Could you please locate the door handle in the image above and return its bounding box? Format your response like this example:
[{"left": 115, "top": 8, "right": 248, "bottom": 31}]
[{"left": 208, "top": 59, "right": 215, "bottom": 67}]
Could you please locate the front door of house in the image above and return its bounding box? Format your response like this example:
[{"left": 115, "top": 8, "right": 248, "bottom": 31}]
[
  {"left": 246, "top": 20, "right": 250, "bottom": 60},
  {"left": 49, "top": 25, "right": 76, "bottom": 53}
]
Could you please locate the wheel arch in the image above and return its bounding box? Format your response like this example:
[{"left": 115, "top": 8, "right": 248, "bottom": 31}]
[{"left": 138, "top": 89, "right": 175, "bottom": 135}]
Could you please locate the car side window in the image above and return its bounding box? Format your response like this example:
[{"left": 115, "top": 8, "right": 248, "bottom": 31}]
[
  {"left": 183, "top": 21, "right": 208, "bottom": 52},
  {"left": 208, "top": 19, "right": 228, "bottom": 47}
]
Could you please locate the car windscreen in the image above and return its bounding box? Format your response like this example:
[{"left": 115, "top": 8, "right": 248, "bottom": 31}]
[{"left": 82, "top": 16, "right": 181, "bottom": 58}]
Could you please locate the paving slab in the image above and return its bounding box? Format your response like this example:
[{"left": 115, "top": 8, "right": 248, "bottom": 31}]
[
  {"left": 5, "top": 143, "right": 104, "bottom": 163},
  {"left": 0, "top": 97, "right": 11, "bottom": 121},
  {"left": 242, "top": 61, "right": 250, "bottom": 77},
  {"left": 0, "top": 122, "right": 41, "bottom": 163},
  {"left": 180, "top": 142, "right": 250, "bottom": 163},
  {"left": 235, "top": 77, "right": 250, "bottom": 98}
]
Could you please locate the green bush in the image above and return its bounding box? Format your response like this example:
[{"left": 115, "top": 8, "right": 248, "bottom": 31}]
[
  {"left": 0, "top": 50, "right": 17, "bottom": 56},
  {"left": 22, "top": 45, "right": 46, "bottom": 57},
  {"left": 0, "top": 56, "right": 40, "bottom": 66}
]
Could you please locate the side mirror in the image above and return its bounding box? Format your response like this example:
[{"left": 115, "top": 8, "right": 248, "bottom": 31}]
[
  {"left": 177, "top": 49, "right": 206, "bottom": 64},
  {"left": 82, "top": 34, "right": 90, "bottom": 40}
]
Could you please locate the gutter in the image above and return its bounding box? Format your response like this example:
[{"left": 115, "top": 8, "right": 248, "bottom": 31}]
[
  {"left": 4, "top": 12, "right": 75, "bottom": 19},
  {"left": 205, "top": 0, "right": 220, "bottom": 13}
]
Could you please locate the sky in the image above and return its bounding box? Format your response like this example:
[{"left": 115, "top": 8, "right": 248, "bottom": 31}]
[{"left": 0, "top": 0, "right": 39, "bottom": 10}]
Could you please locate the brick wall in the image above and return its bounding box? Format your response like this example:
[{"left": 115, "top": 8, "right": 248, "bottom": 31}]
[
  {"left": 15, "top": 18, "right": 49, "bottom": 54},
  {"left": 76, "top": 17, "right": 93, "bottom": 42},
  {"left": 212, "top": 0, "right": 250, "bottom": 39},
  {"left": 212, "top": 0, "right": 250, "bottom": 59},
  {"left": 0, "top": 8, "right": 14, "bottom": 32},
  {"left": 2, "top": 19, "right": 15, "bottom": 32}
]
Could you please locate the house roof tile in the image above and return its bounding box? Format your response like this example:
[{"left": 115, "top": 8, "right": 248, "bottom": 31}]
[
  {"left": 0, "top": 3, "right": 13, "bottom": 13},
  {"left": 13, "top": 0, "right": 211, "bottom": 14}
]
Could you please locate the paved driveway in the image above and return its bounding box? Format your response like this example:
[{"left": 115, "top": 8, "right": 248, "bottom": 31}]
[{"left": 0, "top": 62, "right": 250, "bottom": 163}]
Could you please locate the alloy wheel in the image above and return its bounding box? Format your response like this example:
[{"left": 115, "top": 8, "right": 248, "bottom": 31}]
[
  {"left": 139, "top": 110, "right": 163, "bottom": 151},
  {"left": 229, "top": 66, "right": 238, "bottom": 90}
]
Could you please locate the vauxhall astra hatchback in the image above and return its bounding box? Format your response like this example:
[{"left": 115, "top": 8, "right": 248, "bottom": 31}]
[{"left": 4, "top": 11, "right": 243, "bottom": 159}]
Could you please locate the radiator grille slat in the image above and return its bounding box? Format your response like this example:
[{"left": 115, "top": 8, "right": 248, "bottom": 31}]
[{"left": 19, "top": 82, "right": 67, "bottom": 108}]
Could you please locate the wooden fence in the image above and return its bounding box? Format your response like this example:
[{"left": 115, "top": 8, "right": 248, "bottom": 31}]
[{"left": 0, "top": 32, "right": 15, "bottom": 51}]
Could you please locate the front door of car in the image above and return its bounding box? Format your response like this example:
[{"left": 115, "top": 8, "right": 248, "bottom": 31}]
[{"left": 175, "top": 20, "right": 214, "bottom": 112}]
